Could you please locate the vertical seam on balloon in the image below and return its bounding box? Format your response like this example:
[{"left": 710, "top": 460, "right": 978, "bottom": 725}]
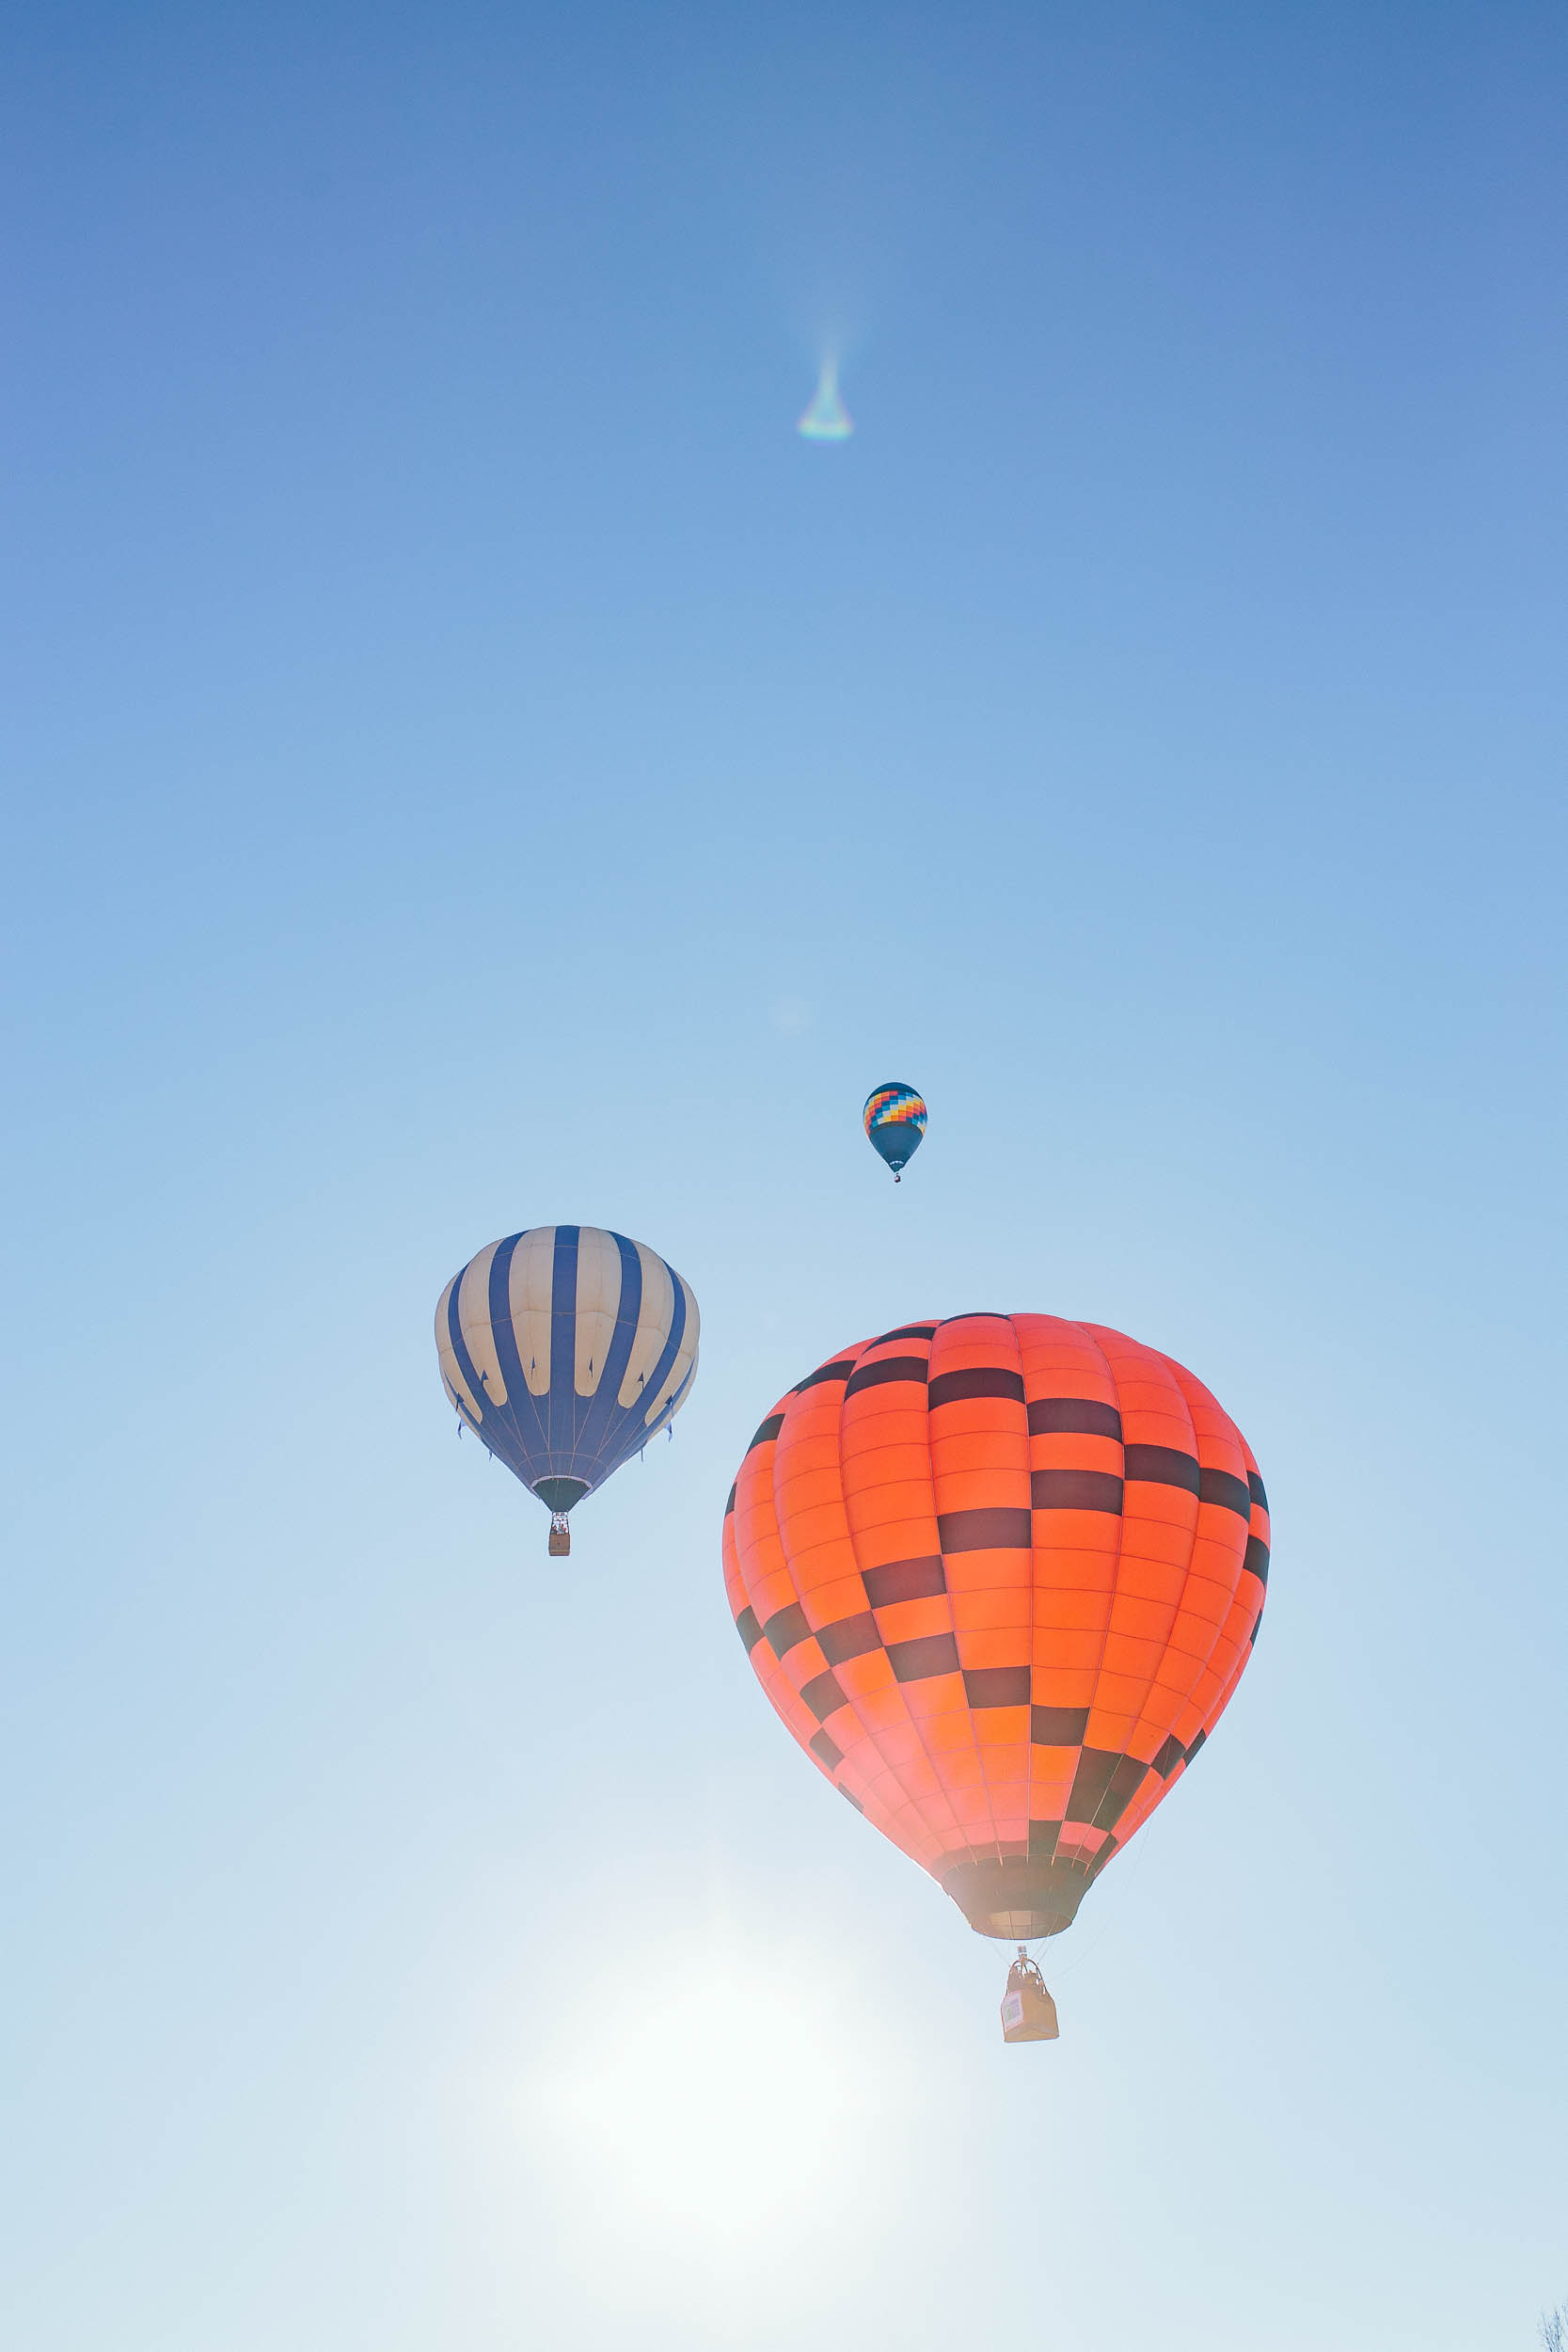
[
  {"left": 572, "top": 1232, "right": 643, "bottom": 1480},
  {"left": 436, "top": 1278, "right": 483, "bottom": 1425},
  {"left": 768, "top": 1381, "right": 885, "bottom": 1812},
  {"left": 485, "top": 1232, "right": 524, "bottom": 1464},
  {"left": 644, "top": 1350, "right": 695, "bottom": 1445},
  {"left": 1101, "top": 1348, "right": 1206, "bottom": 1768},
  {"left": 445, "top": 1264, "right": 530, "bottom": 1483},
  {"left": 832, "top": 1338, "right": 965, "bottom": 1868},
  {"left": 487, "top": 1232, "right": 553, "bottom": 1483},
  {"left": 1152, "top": 1537, "right": 1257, "bottom": 1781},
  {"left": 546, "top": 1227, "right": 575, "bottom": 1467},
  {"left": 564, "top": 1228, "right": 586, "bottom": 1462},
  {"left": 1139, "top": 1359, "right": 1251, "bottom": 1767},
  {"left": 739, "top": 1421, "right": 786, "bottom": 1631},
  {"left": 617, "top": 1244, "right": 673, "bottom": 1420},
  {"left": 1069, "top": 1321, "right": 1135, "bottom": 1867},
  {"left": 1020, "top": 1313, "right": 1042, "bottom": 1851},
  {"left": 447, "top": 1264, "right": 537, "bottom": 1484},
  {"left": 446, "top": 1263, "right": 490, "bottom": 1436},
  {"left": 1237, "top": 1434, "right": 1271, "bottom": 1651},
  {"left": 1196, "top": 1594, "right": 1258, "bottom": 1731},
  {"left": 637, "top": 1263, "right": 690, "bottom": 1431},
  {"left": 823, "top": 1349, "right": 950, "bottom": 1841},
  {"left": 929, "top": 1316, "right": 1007, "bottom": 1872},
  {"left": 1078, "top": 1343, "right": 1205, "bottom": 1862},
  {"left": 990, "top": 1312, "right": 1032, "bottom": 1868},
  {"left": 740, "top": 1406, "right": 810, "bottom": 1760}
]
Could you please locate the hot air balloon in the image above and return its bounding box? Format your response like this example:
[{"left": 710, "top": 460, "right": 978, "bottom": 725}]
[
  {"left": 436, "top": 1225, "right": 699, "bottom": 1555},
  {"left": 863, "top": 1082, "right": 927, "bottom": 1182},
  {"left": 722, "top": 1311, "right": 1269, "bottom": 2037}
]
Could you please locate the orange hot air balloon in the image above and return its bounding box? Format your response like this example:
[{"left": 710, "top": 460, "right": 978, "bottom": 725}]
[{"left": 722, "top": 1312, "right": 1270, "bottom": 2038}]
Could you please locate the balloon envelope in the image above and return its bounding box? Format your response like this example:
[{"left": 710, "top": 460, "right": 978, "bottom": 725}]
[
  {"left": 863, "top": 1081, "right": 927, "bottom": 1176},
  {"left": 723, "top": 1312, "right": 1268, "bottom": 1940},
  {"left": 436, "top": 1225, "right": 699, "bottom": 1523}
]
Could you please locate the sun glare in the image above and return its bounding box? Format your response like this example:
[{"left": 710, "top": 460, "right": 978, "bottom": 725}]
[{"left": 524, "top": 1933, "right": 895, "bottom": 2259}]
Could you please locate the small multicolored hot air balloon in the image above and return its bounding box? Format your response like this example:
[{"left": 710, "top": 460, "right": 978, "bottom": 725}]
[
  {"left": 722, "top": 1311, "right": 1269, "bottom": 2038},
  {"left": 436, "top": 1225, "right": 699, "bottom": 1555},
  {"left": 863, "top": 1082, "right": 927, "bottom": 1182}
]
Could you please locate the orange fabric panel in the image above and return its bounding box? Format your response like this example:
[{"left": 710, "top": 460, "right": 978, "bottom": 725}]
[{"left": 723, "top": 1311, "right": 1269, "bottom": 1916}]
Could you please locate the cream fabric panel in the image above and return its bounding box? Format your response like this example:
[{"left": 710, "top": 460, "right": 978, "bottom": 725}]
[
  {"left": 643, "top": 1272, "right": 700, "bottom": 1423},
  {"left": 456, "top": 1240, "right": 508, "bottom": 1406},
  {"left": 573, "top": 1226, "right": 624, "bottom": 1396},
  {"left": 506, "top": 1226, "right": 558, "bottom": 1395},
  {"left": 435, "top": 1275, "right": 485, "bottom": 1421},
  {"left": 617, "top": 1242, "right": 674, "bottom": 1406}
]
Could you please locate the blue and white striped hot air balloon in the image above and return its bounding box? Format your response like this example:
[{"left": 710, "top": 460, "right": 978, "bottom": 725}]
[{"left": 435, "top": 1225, "right": 699, "bottom": 1555}]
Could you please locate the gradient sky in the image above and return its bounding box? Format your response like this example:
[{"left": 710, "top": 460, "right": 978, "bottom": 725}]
[{"left": 3, "top": 5, "right": 1565, "bottom": 2347}]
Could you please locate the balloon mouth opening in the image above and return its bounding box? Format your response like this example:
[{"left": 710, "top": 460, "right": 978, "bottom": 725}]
[
  {"left": 939, "top": 1856, "right": 1094, "bottom": 1941},
  {"left": 533, "top": 1476, "right": 590, "bottom": 1513}
]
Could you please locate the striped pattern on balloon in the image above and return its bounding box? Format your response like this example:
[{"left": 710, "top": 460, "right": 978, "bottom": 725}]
[
  {"left": 863, "top": 1082, "right": 927, "bottom": 1180},
  {"left": 436, "top": 1225, "right": 699, "bottom": 1538}
]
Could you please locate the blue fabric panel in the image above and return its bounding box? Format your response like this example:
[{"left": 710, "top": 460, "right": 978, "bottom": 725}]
[
  {"left": 545, "top": 1226, "right": 577, "bottom": 1458},
  {"left": 481, "top": 1232, "right": 551, "bottom": 1482}
]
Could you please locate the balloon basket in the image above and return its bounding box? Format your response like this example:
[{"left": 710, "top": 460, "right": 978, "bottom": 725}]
[
  {"left": 547, "top": 1513, "right": 571, "bottom": 1558},
  {"left": 1000, "top": 1947, "right": 1059, "bottom": 2043}
]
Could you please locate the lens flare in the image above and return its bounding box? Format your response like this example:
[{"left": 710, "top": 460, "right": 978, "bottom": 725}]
[
  {"left": 798, "top": 357, "right": 853, "bottom": 441},
  {"left": 523, "top": 1932, "right": 895, "bottom": 2263}
]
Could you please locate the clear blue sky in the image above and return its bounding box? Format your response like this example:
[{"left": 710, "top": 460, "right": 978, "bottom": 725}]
[{"left": 3, "top": 5, "right": 1564, "bottom": 2346}]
